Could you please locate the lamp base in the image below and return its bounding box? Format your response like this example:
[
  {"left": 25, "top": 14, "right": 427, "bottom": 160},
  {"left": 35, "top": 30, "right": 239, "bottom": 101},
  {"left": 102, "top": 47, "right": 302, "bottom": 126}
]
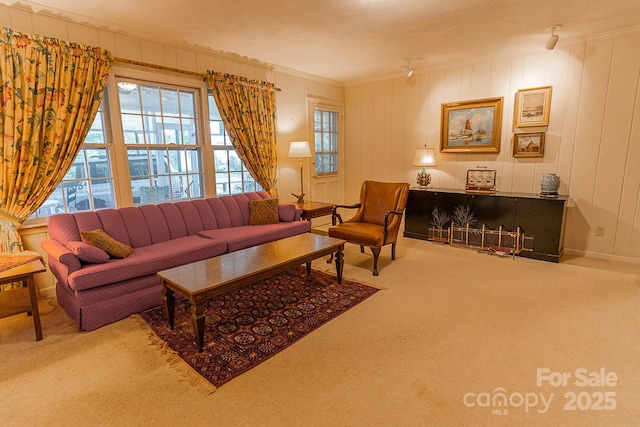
[
  {"left": 417, "top": 169, "right": 431, "bottom": 188},
  {"left": 292, "top": 192, "right": 306, "bottom": 205}
]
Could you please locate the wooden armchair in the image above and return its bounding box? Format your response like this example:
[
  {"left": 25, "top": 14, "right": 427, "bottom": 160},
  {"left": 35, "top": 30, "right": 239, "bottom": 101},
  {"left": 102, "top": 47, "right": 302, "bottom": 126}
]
[{"left": 328, "top": 181, "right": 410, "bottom": 276}]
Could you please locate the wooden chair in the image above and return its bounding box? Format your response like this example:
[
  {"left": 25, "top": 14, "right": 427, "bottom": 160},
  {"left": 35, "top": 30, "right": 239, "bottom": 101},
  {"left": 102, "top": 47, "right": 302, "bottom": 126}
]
[{"left": 328, "top": 181, "right": 410, "bottom": 276}]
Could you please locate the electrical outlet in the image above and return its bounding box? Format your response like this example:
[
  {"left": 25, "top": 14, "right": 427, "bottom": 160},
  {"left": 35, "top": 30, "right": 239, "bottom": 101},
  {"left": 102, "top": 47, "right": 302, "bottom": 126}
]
[{"left": 595, "top": 226, "right": 605, "bottom": 237}]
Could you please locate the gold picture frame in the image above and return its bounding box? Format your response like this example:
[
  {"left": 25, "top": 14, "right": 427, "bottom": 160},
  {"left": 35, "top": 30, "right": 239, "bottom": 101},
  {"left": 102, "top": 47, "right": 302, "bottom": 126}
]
[
  {"left": 514, "top": 86, "right": 552, "bottom": 127},
  {"left": 512, "top": 132, "right": 545, "bottom": 158},
  {"left": 440, "top": 97, "right": 503, "bottom": 153}
]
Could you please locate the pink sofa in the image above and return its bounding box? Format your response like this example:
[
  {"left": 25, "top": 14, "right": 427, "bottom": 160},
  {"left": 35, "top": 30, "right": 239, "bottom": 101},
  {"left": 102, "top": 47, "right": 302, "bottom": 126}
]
[{"left": 41, "top": 192, "right": 311, "bottom": 331}]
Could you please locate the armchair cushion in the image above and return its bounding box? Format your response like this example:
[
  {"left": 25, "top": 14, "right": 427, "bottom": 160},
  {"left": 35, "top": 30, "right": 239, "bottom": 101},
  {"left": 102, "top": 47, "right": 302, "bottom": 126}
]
[{"left": 327, "top": 223, "right": 386, "bottom": 247}]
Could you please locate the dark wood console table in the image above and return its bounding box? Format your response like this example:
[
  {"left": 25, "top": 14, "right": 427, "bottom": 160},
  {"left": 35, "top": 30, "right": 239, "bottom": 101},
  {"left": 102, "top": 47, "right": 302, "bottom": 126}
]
[{"left": 404, "top": 187, "right": 568, "bottom": 262}]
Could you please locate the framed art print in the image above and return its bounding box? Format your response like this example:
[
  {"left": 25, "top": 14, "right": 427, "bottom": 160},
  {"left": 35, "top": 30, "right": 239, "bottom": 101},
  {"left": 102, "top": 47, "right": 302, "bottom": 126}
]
[
  {"left": 514, "top": 86, "right": 552, "bottom": 127},
  {"left": 512, "top": 132, "right": 545, "bottom": 158},
  {"left": 440, "top": 97, "right": 503, "bottom": 153}
]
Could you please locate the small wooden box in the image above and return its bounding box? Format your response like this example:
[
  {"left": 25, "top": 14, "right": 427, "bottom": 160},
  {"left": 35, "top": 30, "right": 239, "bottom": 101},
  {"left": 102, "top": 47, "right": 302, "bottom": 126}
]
[{"left": 465, "top": 169, "right": 496, "bottom": 193}]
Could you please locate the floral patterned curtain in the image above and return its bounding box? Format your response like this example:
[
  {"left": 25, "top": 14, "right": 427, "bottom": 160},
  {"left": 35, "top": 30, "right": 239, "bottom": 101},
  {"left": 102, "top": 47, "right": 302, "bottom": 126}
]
[
  {"left": 0, "top": 28, "right": 113, "bottom": 253},
  {"left": 206, "top": 71, "right": 280, "bottom": 199}
]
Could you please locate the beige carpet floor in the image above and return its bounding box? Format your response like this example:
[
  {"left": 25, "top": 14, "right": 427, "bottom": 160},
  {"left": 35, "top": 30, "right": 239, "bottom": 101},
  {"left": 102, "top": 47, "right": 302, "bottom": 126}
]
[{"left": 1, "top": 235, "right": 639, "bottom": 426}]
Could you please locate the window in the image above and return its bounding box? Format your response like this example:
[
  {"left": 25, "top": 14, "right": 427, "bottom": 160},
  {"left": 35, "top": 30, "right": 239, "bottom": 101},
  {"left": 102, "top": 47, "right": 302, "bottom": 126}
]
[
  {"left": 117, "top": 79, "right": 204, "bottom": 204},
  {"left": 208, "top": 93, "right": 262, "bottom": 195},
  {"left": 314, "top": 109, "right": 339, "bottom": 175},
  {"left": 33, "top": 103, "right": 115, "bottom": 218},
  {"left": 29, "top": 70, "right": 269, "bottom": 222}
]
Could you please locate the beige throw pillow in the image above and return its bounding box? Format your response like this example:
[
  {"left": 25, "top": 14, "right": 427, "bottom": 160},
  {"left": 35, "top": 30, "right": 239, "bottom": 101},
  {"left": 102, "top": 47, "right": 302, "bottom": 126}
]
[{"left": 81, "top": 229, "right": 134, "bottom": 259}]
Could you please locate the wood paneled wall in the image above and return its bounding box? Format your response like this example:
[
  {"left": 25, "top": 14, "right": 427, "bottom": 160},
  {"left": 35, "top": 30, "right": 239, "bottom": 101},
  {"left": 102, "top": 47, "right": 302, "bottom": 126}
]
[{"left": 345, "top": 31, "right": 640, "bottom": 261}]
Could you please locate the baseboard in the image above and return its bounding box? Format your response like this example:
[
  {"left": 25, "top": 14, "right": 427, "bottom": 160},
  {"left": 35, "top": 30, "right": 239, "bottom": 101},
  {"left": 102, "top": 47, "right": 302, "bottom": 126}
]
[
  {"left": 38, "top": 285, "right": 56, "bottom": 299},
  {"left": 563, "top": 248, "right": 640, "bottom": 265}
]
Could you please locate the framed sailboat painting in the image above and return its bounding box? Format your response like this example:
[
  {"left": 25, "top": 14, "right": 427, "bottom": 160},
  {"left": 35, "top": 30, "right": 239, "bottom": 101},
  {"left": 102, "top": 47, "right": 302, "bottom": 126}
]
[{"left": 440, "top": 97, "right": 503, "bottom": 153}]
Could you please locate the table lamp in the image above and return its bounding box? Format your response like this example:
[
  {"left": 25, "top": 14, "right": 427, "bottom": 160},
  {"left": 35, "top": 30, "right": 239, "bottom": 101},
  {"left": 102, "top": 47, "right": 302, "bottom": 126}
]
[
  {"left": 412, "top": 146, "right": 437, "bottom": 188},
  {"left": 288, "top": 141, "right": 312, "bottom": 204}
]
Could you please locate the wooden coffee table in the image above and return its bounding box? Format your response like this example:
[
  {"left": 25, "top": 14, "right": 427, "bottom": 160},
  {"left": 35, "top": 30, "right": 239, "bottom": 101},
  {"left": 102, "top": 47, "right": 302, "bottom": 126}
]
[{"left": 157, "top": 233, "right": 345, "bottom": 352}]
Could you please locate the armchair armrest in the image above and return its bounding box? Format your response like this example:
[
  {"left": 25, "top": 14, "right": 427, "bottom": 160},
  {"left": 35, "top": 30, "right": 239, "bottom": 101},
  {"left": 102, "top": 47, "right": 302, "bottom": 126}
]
[
  {"left": 383, "top": 208, "right": 405, "bottom": 242},
  {"left": 331, "top": 203, "right": 362, "bottom": 225}
]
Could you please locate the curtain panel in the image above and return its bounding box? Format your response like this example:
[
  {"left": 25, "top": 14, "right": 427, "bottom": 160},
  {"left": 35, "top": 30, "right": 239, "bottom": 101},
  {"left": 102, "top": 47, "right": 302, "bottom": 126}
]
[
  {"left": 0, "top": 28, "right": 113, "bottom": 253},
  {"left": 206, "top": 71, "right": 280, "bottom": 199}
]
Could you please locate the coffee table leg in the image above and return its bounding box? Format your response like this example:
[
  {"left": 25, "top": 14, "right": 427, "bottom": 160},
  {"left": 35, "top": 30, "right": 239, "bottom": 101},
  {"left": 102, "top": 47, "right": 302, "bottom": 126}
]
[
  {"left": 190, "top": 302, "right": 206, "bottom": 352},
  {"left": 335, "top": 247, "right": 344, "bottom": 284},
  {"left": 306, "top": 261, "right": 312, "bottom": 275},
  {"left": 162, "top": 283, "right": 175, "bottom": 330}
]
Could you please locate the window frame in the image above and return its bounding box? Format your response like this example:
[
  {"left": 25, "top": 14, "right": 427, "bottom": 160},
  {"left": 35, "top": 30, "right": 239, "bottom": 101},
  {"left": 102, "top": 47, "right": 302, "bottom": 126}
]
[
  {"left": 106, "top": 68, "right": 217, "bottom": 205},
  {"left": 307, "top": 97, "right": 344, "bottom": 178},
  {"left": 23, "top": 68, "right": 216, "bottom": 226}
]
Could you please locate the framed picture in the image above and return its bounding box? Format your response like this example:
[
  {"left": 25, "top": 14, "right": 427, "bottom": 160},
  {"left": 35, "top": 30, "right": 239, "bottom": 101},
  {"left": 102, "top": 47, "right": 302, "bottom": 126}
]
[
  {"left": 514, "top": 86, "right": 552, "bottom": 127},
  {"left": 440, "top": 97, "right": 503, "bottom": 153},
  {"left": 512, "top": 132, "right": 545, "bottom": 158}
]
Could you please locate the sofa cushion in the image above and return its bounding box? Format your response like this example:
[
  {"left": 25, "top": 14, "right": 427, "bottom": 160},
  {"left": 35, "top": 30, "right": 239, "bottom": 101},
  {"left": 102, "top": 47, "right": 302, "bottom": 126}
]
[
  {"left": 249, "top": 199, "right": 280, "bottom": 225},
  {"left": 81, "top": 229, "right": 134, "bottom": 259},
  {"left": 221, "top": 194, "right": 247, "bottom": 227},
  {"left": 67, "top": 241, "right": 110, "bottom": 264},
  {"left": 67, "top": 235, "right": 227, "bottom": 291},
  {"left": 138, "top": 205, "right": 172, "bottom": 243},
  {"left": 198, "top": 221, "right": 310, "bottom": 252},
  {"left": 119, "top": 207, "right": 153, "bottom": 248}
]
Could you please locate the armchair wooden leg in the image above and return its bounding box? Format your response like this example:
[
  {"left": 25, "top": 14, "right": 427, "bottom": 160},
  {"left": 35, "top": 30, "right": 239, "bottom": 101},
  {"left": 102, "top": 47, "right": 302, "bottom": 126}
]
[
  {"left": 371, "top": 247, "right": 381, "bottom": 276},
  {"left": 391, "top": 242, "right": 396, "bottom": 260}
]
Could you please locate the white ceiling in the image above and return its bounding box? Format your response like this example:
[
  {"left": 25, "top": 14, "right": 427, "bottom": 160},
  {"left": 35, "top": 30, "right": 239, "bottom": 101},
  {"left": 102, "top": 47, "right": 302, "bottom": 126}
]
[{"left": 6, "top": 0, "right": 640, "bottom": 83}]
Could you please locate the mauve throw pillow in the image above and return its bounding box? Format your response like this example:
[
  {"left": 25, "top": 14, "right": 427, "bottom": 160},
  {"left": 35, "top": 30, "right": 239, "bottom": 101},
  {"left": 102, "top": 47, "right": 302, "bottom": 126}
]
[
  {"left": 278, "top": 204, "right": 296, "bottom": 222},
  {"left": 67, "top": 241, "right": 110, "bottom": 264},
  {"left": 81, "top": 229, "right": 134, "bottom": 259},
  {"left": 249, "top": 199, "right": 280, "bottom": 225}
]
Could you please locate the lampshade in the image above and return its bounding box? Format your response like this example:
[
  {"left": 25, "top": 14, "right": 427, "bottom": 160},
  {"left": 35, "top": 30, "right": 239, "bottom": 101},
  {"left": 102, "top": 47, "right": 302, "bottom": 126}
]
[
  {"left": 288, "top": 141, "right": 312, "bottom": 158},
  {"left": 412, "top": 147, "right": 437, "bottom": 167}
]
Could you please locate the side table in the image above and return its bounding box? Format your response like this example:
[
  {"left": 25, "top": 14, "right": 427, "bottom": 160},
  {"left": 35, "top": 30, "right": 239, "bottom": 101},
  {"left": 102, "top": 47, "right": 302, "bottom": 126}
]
[
  {"left": 297, "top": 200, "right": 335, "bottom": 221},
  {"left": 0, "top": 259, "right": 46, "bottom": 341}
]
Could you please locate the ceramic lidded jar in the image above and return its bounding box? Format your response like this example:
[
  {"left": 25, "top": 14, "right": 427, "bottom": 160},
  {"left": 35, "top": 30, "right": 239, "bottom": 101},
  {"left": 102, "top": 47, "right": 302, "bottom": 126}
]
[{"left": 540, "top": 173, "right": 560, "bottom": 195}]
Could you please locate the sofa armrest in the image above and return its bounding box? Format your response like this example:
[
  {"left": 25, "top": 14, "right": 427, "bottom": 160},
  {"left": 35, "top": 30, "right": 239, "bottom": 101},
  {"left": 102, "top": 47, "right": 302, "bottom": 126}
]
[
  {"left": 278, "top": 203, "right": 302, "bottom": 222},
  {"left": 292, "top": 206, "right": 303, "bottom": 221},
  {"left": 41, "top": 239, "right": 81, "bottom": 286}
]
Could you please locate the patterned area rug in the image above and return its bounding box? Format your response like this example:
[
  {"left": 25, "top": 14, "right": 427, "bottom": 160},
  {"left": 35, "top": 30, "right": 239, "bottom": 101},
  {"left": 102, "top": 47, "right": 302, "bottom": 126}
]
[{"left": 139, "top": 265, "right": 378, "bottom": 389}]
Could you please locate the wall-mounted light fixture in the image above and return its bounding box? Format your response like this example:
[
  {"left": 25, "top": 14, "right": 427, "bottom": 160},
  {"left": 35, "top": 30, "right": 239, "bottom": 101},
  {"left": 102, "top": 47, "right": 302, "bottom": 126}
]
[{"left": 546, "top": 25, "right": 561, "bottom": 50}]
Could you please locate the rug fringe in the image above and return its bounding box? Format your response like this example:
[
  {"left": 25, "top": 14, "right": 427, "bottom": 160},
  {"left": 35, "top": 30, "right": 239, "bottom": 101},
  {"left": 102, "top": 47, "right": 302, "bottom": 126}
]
[{"left": 132, "top": 315, "right": 217, "bottom": 395}]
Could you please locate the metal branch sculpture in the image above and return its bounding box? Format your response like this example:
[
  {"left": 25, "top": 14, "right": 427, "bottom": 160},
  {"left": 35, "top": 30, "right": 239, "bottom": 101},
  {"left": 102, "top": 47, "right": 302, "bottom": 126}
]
[{"left": 452, "top": 205, "right": 476, "bottom": 227}]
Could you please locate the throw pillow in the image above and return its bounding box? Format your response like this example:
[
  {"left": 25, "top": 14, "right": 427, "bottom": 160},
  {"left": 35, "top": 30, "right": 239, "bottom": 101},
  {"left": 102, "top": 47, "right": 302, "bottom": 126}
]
[
  {"left": 81, "top": 229, "right": 134, "bottom": 259},
  {"left": 67, "top": 241, "right": 110, "bottom": 264},
  {"left": 278, "top": 204, "right": 296, "bottom": 222},
  {"left": 249, "top": 199, "right": 280, "bottom": 225}
]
